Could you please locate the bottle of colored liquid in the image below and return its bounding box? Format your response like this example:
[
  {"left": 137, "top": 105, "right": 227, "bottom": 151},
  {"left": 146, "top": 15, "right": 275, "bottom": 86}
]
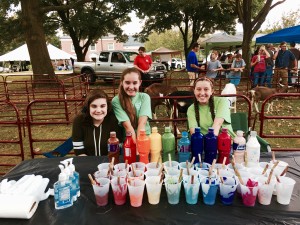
[
  {"left": 217, "top": 128, "right": 231, "bottom": 165},
  {"left": 204, "top": 127, "right": 218, "bottom": 165},
  {"left": 54, "top": 165, "right": 73, "bottom": 209},
  {"left": 191, "top": 127, "right": 203, "bottom": 164},
  {"left": 178, "top": 131, "right": 191, "bottom": 163},
  {"left": 246, "top": 131, "right": 260, "bottom": 166},
  {"left": 137, "top": 129, "right": 150, "bottom": 164},
  {"left": 233, "top": 130, "right": 246, "bottom": 164},
  {"left": 123, "top": 131, "right": 136, "bottom": 165},
  {"left": 149, "top": 127, "right": 162, "bottom": 163},
  {"left": 108, "top": 131, "right": 120, "bottom": 164},
  {"left": 162, "top": 127, "right": 175, "bottom": 162}
]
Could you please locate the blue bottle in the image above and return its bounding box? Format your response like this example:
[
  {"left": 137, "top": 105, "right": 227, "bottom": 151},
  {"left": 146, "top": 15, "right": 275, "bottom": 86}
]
[
  {"left": 54, "top": 165, "right": 73, "bottom": 209},
  {"left": 191, "top": 127, "right": 203, "bottom": 164},
  {"left": 178, "top": 131, "right": 191, "bottom": 163},
  {"left": 204, "top": 127, "right": 218, "bottom": 165}
]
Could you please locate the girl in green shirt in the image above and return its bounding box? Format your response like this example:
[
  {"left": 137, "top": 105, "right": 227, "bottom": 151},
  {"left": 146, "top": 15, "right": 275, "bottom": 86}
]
[{"left": 187, "top": 77, "right": 234, "bottom": 136}]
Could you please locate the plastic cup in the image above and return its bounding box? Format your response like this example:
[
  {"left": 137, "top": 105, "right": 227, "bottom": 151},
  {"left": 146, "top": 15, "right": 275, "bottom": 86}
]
[
  {"left": 269, "top": 160, "right": 289, "bottom": 177},
  {"left": 145, "top": 169, "right": 160, "bottom": 179},
  {"left": 164, "top": 168, "right": 180, "bottom": 180},
  {"left": 248, "top": 167, "right": 266, "bottom": 178},
  {"left": 257, "top": 177, "right": 275, "bottom": 205},
  {"left": 179, "top": 161, "right": 194, "bottom": 170},
  {"left": 94, "top": 169, "right": 110, "bottom": 179},
  {"left": 182, "top": 169, "right": 198, "bottom": 181},
  {"left": 111, "top": 170, "right": 127, "bottom": 180},
  {"left": 164, "top": 177, "right": 182, "bottom": 205},
  {"left": 183, "top": 176, "right": 200, "bottom": 204},
  {"left": 219, "top": 176, "right": 238, "bottom": 205},
  {"left": 227, "top": 163, "right": 246, "bottom": 174},
  {"left": 92, "top": 177, "right": 110, "bottom": 206},
  {"left": 97, "top": 163, "right": 110, "bottom": 171},
  {"left": 236, "top": 171, "right": 253, "bottom": 195},
  {"left": 128, "top": 169, "right": 144, "bottom": 180},
  {"left": 145, "top": 176, "right": 163, "bottom": 205},
  {"left": 240, "top": 178, "right": 259, "bottom": 207},
  {"left": 276, "top": 177, "right": 296, "bottom": 205},
  {"left": 163, "top": 161, "right": 179, "bottom": 170},
  {"left": 214, "top": 163, "right": 227, "bottom": 170},
  {"left": 200, "top": 177, "right": 219, "bottom": 205},
  {"left": 111, "top": 177, "right": 127, "bottom": 205},
  {"left": 114, "top": 163, "right": 130, "bottom": 172},
  {"left": 127, "top": 179, "right": 145, "bottom": 207},
  {"left": 146, "top": 162, "right": 162, "bottom": 171},
  {"left": 198, "top": 169, "right": 216, "bottom": 181},
  {"left": 195, "top": 162, "right": 211, "bottom": 170},
  {"left": 131, "top": 162, "right": 146, "bottom": 172}
]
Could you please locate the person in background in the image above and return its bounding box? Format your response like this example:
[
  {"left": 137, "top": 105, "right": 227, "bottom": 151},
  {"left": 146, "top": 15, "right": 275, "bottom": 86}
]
[
  {"left": 228, "top": 53, "right": 246, "bottom": 86},
  {"left": 187, "top": 77, "right": 234, "bottom": 137},
  {"left": 112, "top": 68, "right": 152, "bottom": 144},
  {"left": 206, "top": 50, "right": 223, "bottom": 79},
  {"left": 265, "top": 44, "right": 275, "bottom": 88},
  {"left": 273, "top": 41, "right": 297, "bottom": 87},
  {"left": 288, "top": 42, "right": 300, "bottom": 86},
  {"left": 225, "top": 54, "right": 233, "bottom": 64},
  {"left": 72, "top": 89, "right": 123, "bottom": 156},
  {"left": 134, "top": 46, "right": 153, "bottom": 88},
  {"left": 186, "top": 42, "right": 202, "bottom": 86},
  {"left": 251, "top": 45, "right": 270, "bottom": 87}
]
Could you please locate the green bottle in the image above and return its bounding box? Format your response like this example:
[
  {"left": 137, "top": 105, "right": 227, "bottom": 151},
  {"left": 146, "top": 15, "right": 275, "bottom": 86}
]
[{"left": 162, "top": 127, "right": 175, "bottom": 162}]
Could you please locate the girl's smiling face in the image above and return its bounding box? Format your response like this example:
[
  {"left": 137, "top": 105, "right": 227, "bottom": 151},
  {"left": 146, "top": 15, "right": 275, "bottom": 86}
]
[
  {"left": 122, "top": 72, "right": 141, "bottom": 97},
  {"left": 89, "top": 98, "right": 107, "bottom": 125},
  {"left": 194, "top": 80, "right": 213, "bottom": 105}
]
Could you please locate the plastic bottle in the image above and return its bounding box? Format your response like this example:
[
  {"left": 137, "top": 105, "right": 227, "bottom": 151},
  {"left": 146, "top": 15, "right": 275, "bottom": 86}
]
[
  {"left": 233, "top": 130, "right": 246, "bottom": 164},
  {"left": 107, "top": 131, "right": 120, "bottom": 164},
  {"left": 204, "top": 127, "right": 218, "bottom": 165},
  {"left": 178, "top": 131, "right": 191, "bottom": 163},
  {"left": 136, "top": 129, "right": 150, "bottom": 164},
  {"left": 123, "top": 131, "right": 137, "bottom": 164},
  {"left": 54, "top": 165, "right": 73, "bottom": 209},
  {"left": 246, "top": 131, "right": 261, "bottom": 166},
  {"left": 60, "top": 160, "right": 77, "bottom": 202},
  {"left": 149, "top": 127, "right": 162, "bottom": 163},
  {"left": 162, "top": 127, "right": 175, "bottom": 162},
  {"left": 217, "top": 128, "right": 231, "bottom": 165},
  {"left": 66, "top": 158, "right": 80, "bottom": 198},
  {"left": 191, "top": 127, "right": 203, "bottom": 164}
]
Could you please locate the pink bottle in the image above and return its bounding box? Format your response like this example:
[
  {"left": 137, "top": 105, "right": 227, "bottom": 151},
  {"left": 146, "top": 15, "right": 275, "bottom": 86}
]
[{"left": 217, "top": 128, "right": 231, "bottom": 165}]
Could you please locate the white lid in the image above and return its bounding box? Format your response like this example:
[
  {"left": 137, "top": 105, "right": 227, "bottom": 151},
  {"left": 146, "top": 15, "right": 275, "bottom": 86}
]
[{"left": 236, "top": 130, "right": 244, "bottom": 137}]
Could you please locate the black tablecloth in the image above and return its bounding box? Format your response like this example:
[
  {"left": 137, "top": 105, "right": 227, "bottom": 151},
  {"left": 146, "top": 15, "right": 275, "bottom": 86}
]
[{"left": 1, "top": 153, "right": 300, "bottom": 225}]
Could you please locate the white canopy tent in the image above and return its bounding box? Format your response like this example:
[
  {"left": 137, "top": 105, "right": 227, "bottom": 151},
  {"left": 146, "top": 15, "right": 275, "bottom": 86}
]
[{"left": 0, "top": 43, "right": 76, "bottom": 61}]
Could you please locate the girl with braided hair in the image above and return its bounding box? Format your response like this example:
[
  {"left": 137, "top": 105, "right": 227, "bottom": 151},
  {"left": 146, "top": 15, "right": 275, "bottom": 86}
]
[
  {"left": 112, "top": 68, "right": 152, "bottom": 144},
  {"left": 187, "top": 77, "right": 234, "bottom": 136}
]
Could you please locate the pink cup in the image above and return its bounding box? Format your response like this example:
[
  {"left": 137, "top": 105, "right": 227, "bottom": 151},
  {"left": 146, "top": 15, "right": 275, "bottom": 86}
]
[
  {"left": 240, "top": 178, "right": 259, "bottom": 207},
  {"left": 92, "top": 177, "right": 110, "bottom": 206},
  {"left": 111, "top": 177, "right": 128, "bottom": 205},
  {"left": 128, "top": 179, "right": 145, "bottom": 207}
]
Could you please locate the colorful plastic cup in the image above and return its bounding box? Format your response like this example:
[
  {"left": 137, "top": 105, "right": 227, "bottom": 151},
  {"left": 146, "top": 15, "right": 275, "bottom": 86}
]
[
  {"left": 111, "top": 177, "right": 127, "bottom": 205},
  {"left": 145, "top": 176, "right": 163, "bottom": 205},
  {"left": 164, "top": 168, "right": 180, "bottom": 180},
  {"left": 198, "top": 169, "right": 216, "bottom": 181},
  {"left": 179, "top": 161, "right": 194, "bottom": 170},
  {"left": 146, "top": 162, "right": 162, "bottom": 171},
  {"left": 257, "top": 177, "right": 275, "bottom": 205},
  {"left": 92, "top": 177, "right": 110, "bottom": 206},
  {"left": 114, "top": 163, "right": 130, "bottom": 172},
  {"left": 145, "top": 169, "right": 160, "bottom": 179},
  {"left": 94, "top": 169, "right": 110, "bottom": 179},
  {"left": 111, "top": 170, "right": 127, "bottom": 180},
  {"left": 97, "top": 163, "right": 110, "bottom": 171},
  {"left": 276, "top": 177, "right": 296, "bottom": 205},
  {"left": 195, "top": 162, "right": 211, "bottom": 170},
  {"left": 240, "top": 178, "right": 259, "bottom": 207},
  {"left": 219, "top": 176, "right": 238, "bottom": 205},
  {"left": 163, "top": 161, "right": 179, "bottom": 170},
  {"left": 182, "top": 169, "right": 199, "bottom": 181},
  {"left": 128, "top": 169, "right": 144, "bottom": 180},
  {"left": 131, "top": 162, "right": 146, "bottom": 172},
  {"left": 164, "top": 177, "right": 182, "bottom": 205},
  {"left": 127, "top": 179, "right": 145, "bottom": 207},
  {"left": 200, "top": 177, "right": 219, "bottom": 205},
  {"left": 183, "top": 176, "right": 200, "bottom": 204}
]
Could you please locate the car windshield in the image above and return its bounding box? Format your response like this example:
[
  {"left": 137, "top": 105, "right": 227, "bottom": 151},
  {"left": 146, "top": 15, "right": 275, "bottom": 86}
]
[{"left": 123, "top": 52, "right": 138, "bottom": 62}]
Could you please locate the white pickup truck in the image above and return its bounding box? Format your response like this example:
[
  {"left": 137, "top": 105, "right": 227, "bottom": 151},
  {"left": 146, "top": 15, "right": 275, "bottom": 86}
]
[{"left": 74, "top": 50, "right": 167, "bottom": 84}]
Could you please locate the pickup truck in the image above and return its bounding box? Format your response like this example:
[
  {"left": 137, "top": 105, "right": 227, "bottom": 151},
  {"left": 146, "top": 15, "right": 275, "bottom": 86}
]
[{"left": 73, "top": 50, "right": 167, "bottom": 84}]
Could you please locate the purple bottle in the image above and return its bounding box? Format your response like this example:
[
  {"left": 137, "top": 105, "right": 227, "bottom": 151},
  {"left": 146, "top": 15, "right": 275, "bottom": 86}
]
[{"left": 204, "top": 127, "right": 218, "bottom": 165}]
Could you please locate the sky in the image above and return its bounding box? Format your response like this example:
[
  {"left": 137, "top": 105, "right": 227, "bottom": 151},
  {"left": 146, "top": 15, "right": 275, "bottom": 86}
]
[{"left": 121, "top": 0, "right": 300, "bottom": 35}]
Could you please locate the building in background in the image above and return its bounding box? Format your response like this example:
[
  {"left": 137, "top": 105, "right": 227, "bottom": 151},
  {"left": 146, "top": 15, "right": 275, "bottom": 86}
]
[{"left": 60, "top": 34, "right": 142, "bottom": 61}]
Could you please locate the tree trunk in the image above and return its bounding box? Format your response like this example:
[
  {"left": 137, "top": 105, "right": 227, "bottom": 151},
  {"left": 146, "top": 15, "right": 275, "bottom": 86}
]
[
  {"left": 242, "top": 28, "right": 253, "bottom": 81},
  {"left": 21, "top": 0, "right": 57, "bottom": 85}
]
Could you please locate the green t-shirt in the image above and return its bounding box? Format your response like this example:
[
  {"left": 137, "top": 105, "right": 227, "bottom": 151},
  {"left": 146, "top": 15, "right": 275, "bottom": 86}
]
[
  {"left": 187, "top": 96, "right": 234, "bottom": 136},
  {"left": 112, "top": 92, "right": 152, "bottom": 135}
]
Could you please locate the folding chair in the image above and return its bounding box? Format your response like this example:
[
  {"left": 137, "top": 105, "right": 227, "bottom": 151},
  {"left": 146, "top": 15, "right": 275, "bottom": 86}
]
[
  {"left": 42, "top": 137, "right": 73, "bottom": 158},
  {"left": 231, "top": 112, "right": 271, "bottom": 153}
]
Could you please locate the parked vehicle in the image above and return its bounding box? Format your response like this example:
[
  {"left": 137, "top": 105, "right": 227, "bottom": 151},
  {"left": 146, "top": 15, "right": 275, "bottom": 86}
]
[
  {"left": 168, "top": 58, "right": 186, "bottom": 69},
  {"left": 74, "top": 51, "right": 167, "bottom": 84}
]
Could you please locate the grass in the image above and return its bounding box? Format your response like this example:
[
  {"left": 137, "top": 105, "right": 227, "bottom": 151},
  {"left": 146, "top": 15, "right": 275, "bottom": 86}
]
[{"left": 0, "top": 70, "right": 300, "bottom": 175}]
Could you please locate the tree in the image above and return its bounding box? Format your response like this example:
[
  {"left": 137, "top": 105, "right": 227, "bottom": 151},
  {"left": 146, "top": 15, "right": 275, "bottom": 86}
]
[
  {"left": 233, "top": 0, "right": 286, "bottom": 76},
  {"left": 135, "top": 0, "right": 237, "bottom": 58}
]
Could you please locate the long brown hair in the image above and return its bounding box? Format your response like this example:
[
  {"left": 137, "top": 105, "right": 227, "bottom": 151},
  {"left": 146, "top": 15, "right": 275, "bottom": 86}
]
[
  {"left": 118, "top": 67, "right": 141, "bottom": 129},
  {"left": 193, "top": 77, "right": 215, "bottom": 127}
]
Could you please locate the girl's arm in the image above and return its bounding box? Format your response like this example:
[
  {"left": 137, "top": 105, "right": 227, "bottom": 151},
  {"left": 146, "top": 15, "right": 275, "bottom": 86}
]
[
  {"left": 212, "top": 117, "right": 225, "bottom": 136},
  {"left": 137, "top": 115, "right": 148, "bottom": 137},
  {"left": 122, "top": 121, "right": 136, "bottom": 143}
]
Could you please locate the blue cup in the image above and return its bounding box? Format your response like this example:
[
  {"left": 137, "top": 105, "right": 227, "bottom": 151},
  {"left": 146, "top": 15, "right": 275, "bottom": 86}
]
[
  {"left": 183, "top": 176, "right": 200, "bottom": 204},
  {"left": 200, "top": 177, "right": 219, "bottom": 205},
  {"left": 219, "top": 176, "right": 238, "bottom": 205}
]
